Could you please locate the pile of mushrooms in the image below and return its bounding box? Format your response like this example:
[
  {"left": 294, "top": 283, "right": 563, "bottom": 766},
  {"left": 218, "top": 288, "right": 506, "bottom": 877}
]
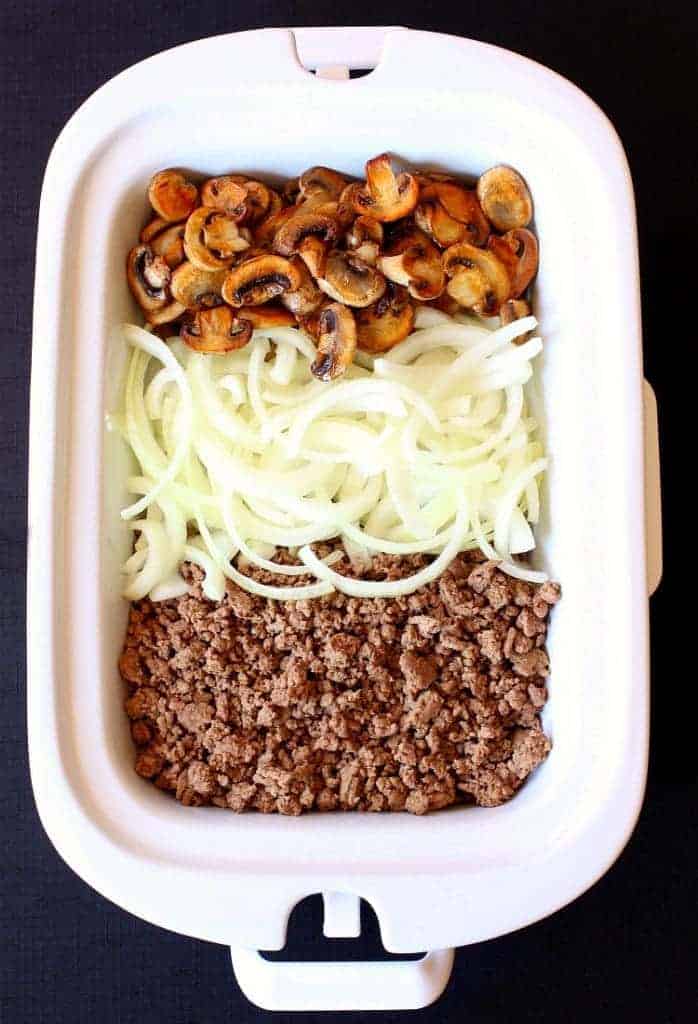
[{"left": 127, "top": 156, "right": 538, "bottom": 380}]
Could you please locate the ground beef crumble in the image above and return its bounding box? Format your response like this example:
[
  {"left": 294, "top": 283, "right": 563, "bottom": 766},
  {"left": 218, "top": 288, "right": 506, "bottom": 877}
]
[{"left": 119, "top": 551, "right": 560, "bottom": 815}]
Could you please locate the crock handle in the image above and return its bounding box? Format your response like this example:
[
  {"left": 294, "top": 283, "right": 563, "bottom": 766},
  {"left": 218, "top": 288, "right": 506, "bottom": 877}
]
[
  {"left": 292, "top": 25, "right": 405, "bottom": 74},
  {"left": 229, "top": 946, "right": 454, "bottom": 1012},
  {"left": 643, "top": 379, "right": 662, "bottom": 596},
  {"left": 230, "top": 890, "right": 453, "bottom": 1011}
]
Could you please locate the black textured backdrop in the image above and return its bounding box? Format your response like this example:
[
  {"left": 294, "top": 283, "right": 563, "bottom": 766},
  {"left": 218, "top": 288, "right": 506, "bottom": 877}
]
[{"left": 1, "top": 2, "right": 694, "bottom": 1022}]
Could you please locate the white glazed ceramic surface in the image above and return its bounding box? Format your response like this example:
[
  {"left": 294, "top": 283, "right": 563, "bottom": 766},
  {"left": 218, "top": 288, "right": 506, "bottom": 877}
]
[{"left": 29, "top": 26, "right": 661, "bottom": 1012}]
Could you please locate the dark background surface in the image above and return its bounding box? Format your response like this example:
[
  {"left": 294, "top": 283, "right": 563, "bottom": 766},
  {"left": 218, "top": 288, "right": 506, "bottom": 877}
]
[{"left": 1, "top": 2, "right": 693, "bottom": 1021}]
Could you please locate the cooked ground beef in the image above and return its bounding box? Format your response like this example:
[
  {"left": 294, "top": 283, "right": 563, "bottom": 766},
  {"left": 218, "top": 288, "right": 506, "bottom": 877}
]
[{"left": 119, "top": 551, "right": 560, "bottom": 815}]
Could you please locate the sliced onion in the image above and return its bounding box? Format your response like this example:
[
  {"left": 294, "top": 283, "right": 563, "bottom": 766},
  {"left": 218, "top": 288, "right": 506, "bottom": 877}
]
[
  {"left": 298, "top": 499, "right": 469, "bottom": 598},
  {"left": 117, "top": 306, "right": 548, "bottom": 601},
  {"left": 269, "top": 341, "right": 297, "bottom": 386},
  {"left": 121, "top": 325, "right": 193, "bottom": 520}
]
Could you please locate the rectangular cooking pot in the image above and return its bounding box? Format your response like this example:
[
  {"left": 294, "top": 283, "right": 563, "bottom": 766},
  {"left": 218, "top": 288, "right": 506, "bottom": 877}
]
[{"left": 28, "top": 26, "right": 662, "bottom": 1012}]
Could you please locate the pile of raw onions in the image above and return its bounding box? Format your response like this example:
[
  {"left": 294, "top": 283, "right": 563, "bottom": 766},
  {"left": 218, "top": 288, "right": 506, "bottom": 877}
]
[{"left": 110, "top": 307, "right": 548, "bottom": 602}]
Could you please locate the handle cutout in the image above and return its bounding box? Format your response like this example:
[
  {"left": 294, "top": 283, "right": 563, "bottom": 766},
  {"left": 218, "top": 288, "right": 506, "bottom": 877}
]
[
  {"left": 291, "top": 26, "right": 404, "bottom": 78},
  {"left": 260, "top": 894, "right": 424, "bottom": 962}
]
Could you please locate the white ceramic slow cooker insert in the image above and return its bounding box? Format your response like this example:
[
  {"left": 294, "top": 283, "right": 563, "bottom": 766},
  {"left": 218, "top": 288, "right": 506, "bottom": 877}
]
[{"left": 28, "top": 26, "right": 662, "bottom": 1012}]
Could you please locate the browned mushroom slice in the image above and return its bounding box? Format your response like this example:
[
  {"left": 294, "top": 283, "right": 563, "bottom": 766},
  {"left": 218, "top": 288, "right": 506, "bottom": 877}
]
[
  {"left": 280, "top": 259, "right": 324, "bottom": 317},
  {"left": 442, "top": 242, "right": 511, "bottom": 316},
  {"left": 236, "top": 304, "right": 297, "bottom": 329},
  {"left": 356, "top": 284, "right": 415, "bottom": 352},
  {"left": 140, "top": 216, "right": 170, "bottom": 244},
  {"left": 353, "top": 154, "right": 419, "bottom": 223},
  {"left": 476, "top": 166, "right": 533, "bottom": 232},
  {"left": 148, "top": 169, "right": 199, "bottom": 222},
  {"left": 283, "top": 177, "right": 301, "bottom": 204},
  {"left": 297, "top": 300, "right": 329, "bottom": 342},
  {"left": 318, "top": 250, "right": 387, "bottom": 308},
  {"left": 415, "top": 200, "right": 460, "bottom": 248},
  {"left": 184, "top": 207, "right": 251, "bottom": 271},
  {"left": 265, "top": 189, "right": 283, "bottom": 219},
  {"left": 336, "top": 182, "right": 364, "bottom": 228},
  {"left": 273, "top": 211, "right": 338, "bottom": 257},
  {"left": 222, "top": 254, "right": 303, "bottom": 307},
  {"left": 299, "top": 166, "right": 348, "bottom": 201},
  {"left": 181, "top": 306, "right": 253, "bottom": 353},
  {"left": 238, "top": 181, "right": 275, "bottom": 225},
  {"left": 311, "top": 303, "right": 357, "bottom": 381},
  {"left": 200, "top": 176, "right": 248, "bottom": 218},
  {"left": 309, "top": 198, "right": 350, "bottom": 226},
  {"left": 150, "top": 222, "right": 186, "bottom": 269},
  {"left": 500, "top": 228, "right": 539, "bottom": 297},
  {"left": 127, "top": 244, "right": 172, "bottom": 314},
  {"left": 430, "top": 292, "right": 465, "bottom": 317},
  {"left": 485, "top": 234, "right": 521, "bottom": 283},
  {"left": 379, "top": 231, "right": 445, "bottom": 301},
  {"left": 297, "top": 235, "right": 329, "bottom": 278},
  {"left": 499, "top": 298, "right": 532, "bottom": 343},
  {"left": 170, "top": 262, "right": 228, "bottom": 310},
  {"left": 416, "top": 171, "right": 460, "bottom": 185},
  {"left": 146, "top": 300, "right": 187, "bottom": 326},
  {"left": 345, "top": 216, "right": 383, "bottom": 265},
  {"left": 416, "top": 182, "right": 490, "bottom": 248},
  {"left": 254, "top": 205, "right": 296, "bottom": 249},
  {"left": 381, "top": 221, "right": 425, "bottom": 255}
]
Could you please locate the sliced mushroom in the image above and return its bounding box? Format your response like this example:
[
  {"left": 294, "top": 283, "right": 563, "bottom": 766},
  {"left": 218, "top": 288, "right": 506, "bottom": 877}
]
[
  {"left": 356, "top": 284, "right": 415, "bottom": 352},
  {"left": 295, "top": 169, "right": 346, "bottom": 222},
  {"left": 235, "top": 304, "right": 297, "bottom": 329},
  {"left": 283, "top": 177, "right": 301, "bottom": 204},
  {"left": 416, "top": 182, "right": 489, "bottom": 248},
  {"left": 147, "top": 169, "right": 198, "bottom": 222},
  {"left": 264, "top": 188, "right": 283, "bottom": 220},
  {"left": 381, "top": 221, "right": 424, "bottom": 254},
  {"left": 150, "top": 222, "right": 186, "bottom": 269},
  {"left": 238, "top": 181, "right": 275, "bottom": 225},
  {"left": 254, "top": 205, "right": 296, "bottom": 249},
  {"left": 310, "top": 197, "right": 355, "bottom": 229},
  {"left": 127, "top": 244, "right": 172, "bottom": 313},
  {"left": 500, "top": 298, "right": 532, "bottom": 343},
  {"left": 354, "top": 155, "right": 418, "bottom": 223},
  {"left": 416, "top": 171, "right": 459, "bottom": 185},
  {"left": 184, "top": 207, "right": 251, "bottom": 270},
  {"left": 181, "top": 306, "right": 253, "bottom": 353},
  {"left": 200, "top": 176, "right": 248, "bottom": 218},
  {"left": 499, "top": 227, "right": 539, "bottom": 297},
  {"left": 297, "top": 300, "right": 329, "bottom": 342},
  {"left": 297, "top": 235, "right": 329, "bottom": 278},
  {"left": 317, "top": 250, "right": 387, "bottom": 308},
  {"left": 299, "top": 166, "right": 347, "bottom": 201},
  {"left": 273, "top": 211, "right": 338, "bottom": 257},
  {"left": 170, "top": 262, "right": 228, "bottom": 310},
  {"left": 353, "top": 153, "right": 419, "bottom": 223},
  {"left": 221, "top": 254, "right": 303, "bottom": 307},
  {"left": 430, "top": 292, "right": 465, "bottom": 317},
  {"left": 485, "top": 234, "right": 521, "bottom": 282},
  {"left": 146, "top": 300, "right": 186, "bottom": 326},
  {"left": 311, "top": 303, "right": 357, "bottom": 381},
  {"left": 140, "top": 216, "right": 170, "bottom": 244},
  {"left": 476, "top": 166, "right": 533, "bottom": 232},
  {"left": 378, "top": 230, "right": 445, "bottom": 301},
  {"left": 280, "top": 259, "right": 324, "bottom": 317},
  {"left": 336, "top": 182, "right": 364, "bottom": 227},
  {"left": 346, "top": 216, "right": 383, "bottom": 265},
  {"left": 442, "top": 242, "right": 511, "bottom": 316}
]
